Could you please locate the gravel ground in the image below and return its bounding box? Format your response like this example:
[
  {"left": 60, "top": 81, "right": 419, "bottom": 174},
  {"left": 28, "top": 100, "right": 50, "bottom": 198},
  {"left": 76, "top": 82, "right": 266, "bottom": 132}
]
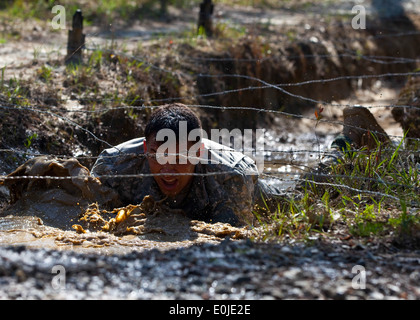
[{"left": 1, "top": 239, "right": 419, "bottom": 300}]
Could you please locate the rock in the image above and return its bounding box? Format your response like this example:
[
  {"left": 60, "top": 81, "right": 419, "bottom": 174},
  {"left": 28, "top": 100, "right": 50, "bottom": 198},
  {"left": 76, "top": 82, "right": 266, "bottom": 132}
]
[{"left": 392, "top": 77, "right": 420, "bottom": 147}]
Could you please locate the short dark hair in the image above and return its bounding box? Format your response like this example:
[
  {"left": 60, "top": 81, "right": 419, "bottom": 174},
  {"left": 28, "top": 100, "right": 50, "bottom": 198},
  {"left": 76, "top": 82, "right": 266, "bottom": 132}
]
[{"left": 145, "top": 104, "right": 202, "bottom": 142}]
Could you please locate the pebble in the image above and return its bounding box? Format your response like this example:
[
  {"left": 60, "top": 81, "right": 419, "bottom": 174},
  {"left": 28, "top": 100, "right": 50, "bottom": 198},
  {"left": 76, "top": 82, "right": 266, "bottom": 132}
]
[{"left": 0, "top": 240, "right": 419, "bottom": 299}]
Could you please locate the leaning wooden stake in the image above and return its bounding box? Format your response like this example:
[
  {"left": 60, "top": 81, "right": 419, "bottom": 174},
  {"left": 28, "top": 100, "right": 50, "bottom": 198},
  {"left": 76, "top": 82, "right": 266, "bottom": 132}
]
[
  {"left": 198, "top": 0, "right": 214, "bottom": 37},
  {"left": 66, "top": 9, "right": 85, "bottom": 65},
  {"left": 160, "top": 0, "right": 168, "bottom": 17}
]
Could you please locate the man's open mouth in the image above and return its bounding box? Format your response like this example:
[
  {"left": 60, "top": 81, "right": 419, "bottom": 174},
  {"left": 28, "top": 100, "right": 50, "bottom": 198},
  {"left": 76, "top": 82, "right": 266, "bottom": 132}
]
[{"left": 160, "top": 177, "right": 179, "bottom": 190}]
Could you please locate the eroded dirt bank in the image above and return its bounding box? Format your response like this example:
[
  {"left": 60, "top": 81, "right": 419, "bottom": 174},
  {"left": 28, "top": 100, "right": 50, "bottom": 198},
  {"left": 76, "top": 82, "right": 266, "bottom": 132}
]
[{"left": 1, "top": 6, "right": 420, "bottom": 164}]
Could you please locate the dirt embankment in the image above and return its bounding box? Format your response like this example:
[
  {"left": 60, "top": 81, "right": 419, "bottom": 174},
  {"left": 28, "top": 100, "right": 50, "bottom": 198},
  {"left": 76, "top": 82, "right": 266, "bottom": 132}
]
[
  {"left": 392, "top": 76, "right": 420, "bottom": 145},
  {"left": 1, "top": 11, "right": 419, "bottom": 169},
  {"left": 196, "top": 15, "right": 420, "bottom": 130}
]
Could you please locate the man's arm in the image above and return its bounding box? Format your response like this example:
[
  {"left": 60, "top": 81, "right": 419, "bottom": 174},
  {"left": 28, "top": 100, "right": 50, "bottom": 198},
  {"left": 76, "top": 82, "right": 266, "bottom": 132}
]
[
  {"left": 91, "top": 137, "right": 145, "bottom": 178},
  {"left": 205, "top": 156, "right": 258, "bottom": 226},
  {"left": 90, "top": 138, "right": 150, "bottom": 206}
]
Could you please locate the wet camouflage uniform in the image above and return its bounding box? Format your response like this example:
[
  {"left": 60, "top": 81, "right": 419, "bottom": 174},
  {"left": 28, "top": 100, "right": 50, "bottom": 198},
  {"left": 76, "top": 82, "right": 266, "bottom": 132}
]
[{"left": 91, "top": 137, "right": 279, "bottom": 226}]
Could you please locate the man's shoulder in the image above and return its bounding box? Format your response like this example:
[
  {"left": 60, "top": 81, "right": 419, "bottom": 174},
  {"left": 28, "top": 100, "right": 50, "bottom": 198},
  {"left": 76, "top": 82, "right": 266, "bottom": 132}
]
[
  {"left": 101, "top": 137, "right": 145, "bottom": 156},
  {"left": 201, "top": 138, "right": 258, "bottom": 176},
  {"left": 91, "top": 138, "right": 146, "bottom": 176}
]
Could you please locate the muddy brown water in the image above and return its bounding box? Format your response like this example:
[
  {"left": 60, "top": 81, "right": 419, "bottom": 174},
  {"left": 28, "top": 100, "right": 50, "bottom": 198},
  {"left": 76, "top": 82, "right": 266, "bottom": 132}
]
[
  {"left": 0, "top": 208, "right": 257, "bottom": 255},
  {"left": 0, "top": 215, "right": 253, "bottom": 255},
  {"left": 0, "top": 158, "right": 259, "bottom": 254},
  {"left": 0, "top": 114, "right": 335, "bottom": 255}
]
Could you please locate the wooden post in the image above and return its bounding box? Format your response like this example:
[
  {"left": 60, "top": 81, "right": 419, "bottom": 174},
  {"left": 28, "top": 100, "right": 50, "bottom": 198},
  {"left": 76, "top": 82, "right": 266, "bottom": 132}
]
[
  {"left": 160, "top": 0, "right": 168, "bottom": 17},
  {"left": 66, "top": 9, "right": 85, "bottom": 65},
  {"left": 198, "top": 0, "right": 214, "bottom": 37}
]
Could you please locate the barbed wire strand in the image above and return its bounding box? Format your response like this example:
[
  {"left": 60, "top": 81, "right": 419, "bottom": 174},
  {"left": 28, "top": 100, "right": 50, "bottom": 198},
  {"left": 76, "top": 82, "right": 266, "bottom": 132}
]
[
  {"left": 3, "top": 101, "right": 420, "bottom": 144},
  {"left": 1, "top": 16, "right": 419, "bottom": 208},
  {"left": 1, "top": 170, "right": 418, "bottom": 205}
]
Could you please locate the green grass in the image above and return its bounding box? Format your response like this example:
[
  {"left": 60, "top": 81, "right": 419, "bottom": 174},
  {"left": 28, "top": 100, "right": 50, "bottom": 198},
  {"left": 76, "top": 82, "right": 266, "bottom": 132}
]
[
  {"left": 0, "top": 0, "right": 346, "bottom": 24},
  {"left": 0, "top": 0, "right": 175, "bottom": 24},
  {"left": 0, "top": 76, "right": 31, "bottom": 107},
  {"left": 255, "top": 137, "right": 420, "bottom": 244},
  {"left": 36, "top": 65, "right": 53, "bottom": 83}
]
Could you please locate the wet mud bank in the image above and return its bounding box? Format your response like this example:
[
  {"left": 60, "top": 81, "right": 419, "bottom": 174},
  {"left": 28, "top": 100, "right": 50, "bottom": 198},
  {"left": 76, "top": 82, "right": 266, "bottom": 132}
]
[
  {"left": 1, "top": 13, "right": 419, "bottom": 167},
  {"left": 196, "top": 15, "right": 420, "bottom": 130}
]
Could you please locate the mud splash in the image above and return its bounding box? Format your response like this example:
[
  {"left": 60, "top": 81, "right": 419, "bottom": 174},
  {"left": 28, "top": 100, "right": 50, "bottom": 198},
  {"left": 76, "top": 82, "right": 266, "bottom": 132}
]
[
  {"left": 0, "top": 157, "right": 257, "bottom": 254},
  {"left": 0, "top": 205, "right": 256, "bottom": 255},
  {"left": 76, "top": 195, "right": 253, "bottom": 240},
  {"left": 1, "top": 156, "right": 119, "bottom": 230}
]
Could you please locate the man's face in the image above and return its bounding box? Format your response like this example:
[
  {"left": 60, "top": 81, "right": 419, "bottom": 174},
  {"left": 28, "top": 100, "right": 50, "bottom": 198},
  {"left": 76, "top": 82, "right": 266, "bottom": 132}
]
[{"left": 145, "top": 134, "right": 198, "bottom": 198}]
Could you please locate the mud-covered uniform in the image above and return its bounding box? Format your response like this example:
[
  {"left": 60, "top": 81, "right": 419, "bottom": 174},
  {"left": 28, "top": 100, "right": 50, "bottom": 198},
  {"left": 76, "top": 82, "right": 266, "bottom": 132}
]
[{"left": 91, "top": 138, "right": 279, "bottom": 226}]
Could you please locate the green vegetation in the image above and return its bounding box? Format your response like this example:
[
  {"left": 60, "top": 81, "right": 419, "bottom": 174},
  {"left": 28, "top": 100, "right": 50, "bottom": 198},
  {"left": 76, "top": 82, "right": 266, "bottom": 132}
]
[
  {"left": 0, "top": 0, "right": 192, "bottom": 24},
  {"left": 24, "top": 132, "right": 38, "bottom": 149},
  {"left": 254, "top": 138, "right": 420, "bottom": 246},
  {"left": 0, "top": 0, "right": 346, "bottom": 23},
  {"left": 0, "top": 76, "right": 30, "bottom": 106},
  {"left": 37, "top": 65, "right": 53, "bottom": 83}
]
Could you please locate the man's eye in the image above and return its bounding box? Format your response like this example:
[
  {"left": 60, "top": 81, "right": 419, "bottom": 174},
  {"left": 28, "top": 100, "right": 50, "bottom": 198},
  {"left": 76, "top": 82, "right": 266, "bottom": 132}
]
[{"left": 156, "top": 152, "right": 170, "bottom": 160}]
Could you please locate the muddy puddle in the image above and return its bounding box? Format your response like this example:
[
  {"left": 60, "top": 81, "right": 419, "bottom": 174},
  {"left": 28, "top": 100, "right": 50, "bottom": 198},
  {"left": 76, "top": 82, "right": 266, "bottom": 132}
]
[
  {"left": 0, "top": 157, "right": 259, "bottom": 254},
  {"left": 0, "top": 214, "right": 255, "bottom": 255},
  {"left": 0, "top": 121, "right": 328, "bottom": 255},
  {"left": 0, "top": 198, "right": 257, "bottom": 255},
  {"left": 0, "top": 112, "right": 335, "bottom": 255}
]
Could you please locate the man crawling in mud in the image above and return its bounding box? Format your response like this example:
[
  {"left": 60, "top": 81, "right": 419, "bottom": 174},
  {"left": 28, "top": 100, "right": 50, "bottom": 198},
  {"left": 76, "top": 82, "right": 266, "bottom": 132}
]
[
  {"left": 1, "top": 103, "right": 396, "bottom": 229},
  {"left": 88, "top": 102, "right": 395, "bottom": 226},
  {"left": 90, "top": 103, "right": 276, "bottom": 226}
]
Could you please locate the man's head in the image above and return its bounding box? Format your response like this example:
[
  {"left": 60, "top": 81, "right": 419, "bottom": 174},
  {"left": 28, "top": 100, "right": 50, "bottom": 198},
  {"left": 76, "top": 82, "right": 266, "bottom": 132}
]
[{"left": 144, "top": 104, "right": 202, "bottom": 198}]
